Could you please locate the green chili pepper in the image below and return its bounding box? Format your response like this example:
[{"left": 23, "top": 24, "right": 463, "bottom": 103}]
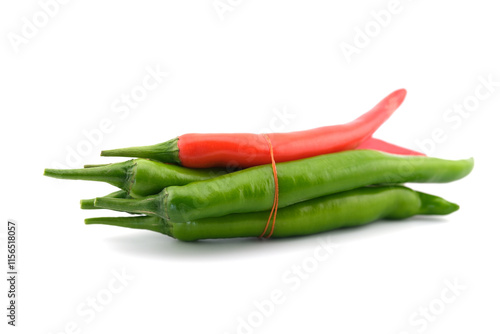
[
  {"left": 44, "top": 159, "right": 228, "bottom": 198},
  {"left": 93, "top": 150, "right": 473, "bottom": 222},
  {"left": 86, "top": 186, "right": 459, "bottom": 241}
]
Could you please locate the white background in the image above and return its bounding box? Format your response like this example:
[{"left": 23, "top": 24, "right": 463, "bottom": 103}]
[{"left": 1, "top": 1, "right": 499, "bottom": 333}]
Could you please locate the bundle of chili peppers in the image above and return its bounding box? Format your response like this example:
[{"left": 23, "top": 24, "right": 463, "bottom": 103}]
[{"left": 44, "top": 89, "right": 474, "bottom": 241}]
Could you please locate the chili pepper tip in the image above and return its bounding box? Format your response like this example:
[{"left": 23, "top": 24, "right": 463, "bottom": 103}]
[{"left": 417, "top": 192, "right": 460, "bottom": 215}]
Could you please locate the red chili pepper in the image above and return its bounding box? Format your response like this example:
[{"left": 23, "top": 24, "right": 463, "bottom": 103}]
[
  {"left": 101, "top": 89, "right": 409, "bottom": 168},
  {"left": 358, "top": 137, "right": 425, "bottom": 156}
]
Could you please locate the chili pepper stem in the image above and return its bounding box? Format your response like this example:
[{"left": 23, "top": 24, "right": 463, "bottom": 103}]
[
  {"left": 80, "top": 190, "right": 129, "bottom": 210},
  {"left": 94, "top": 193, "right": 165, "bottom": 218},
  {"left": 85, "top": 216, "right": 171, "bottom": 235},
  {"left": 80, "top": 200, "right": 96, "bottom": 210},
  {"left": 44, "top": 160, "right": 135, "bottom": 189},
  {"left": 83, "top": 163, "right": 111, "bottom": 168},
  {"left": 101, "top": 138, "right": 181, "bottom": 164}
]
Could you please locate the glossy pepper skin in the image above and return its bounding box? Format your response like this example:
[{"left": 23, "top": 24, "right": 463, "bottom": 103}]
[
  {"left": 86, "top": 186, "right": 459, "bottom": 241},
  {"left": 100, "top": 89, "right": 409, "bottom": 168},
  {"left": 94, "top": 150, "right": 474, "bottom": 222},
  {"left": 44, "top": 159, "right": 228, "bottom": 198}
]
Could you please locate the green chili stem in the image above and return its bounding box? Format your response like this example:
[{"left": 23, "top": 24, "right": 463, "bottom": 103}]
[
  {"left": 44, "top": 160, "right": 134, "bottom": 189},
  {"left": 101, "top": 138, "right": 181, "bottom": 164},
  {"left": 80, "top": 190, "right": 129, "bottom": 210},
  {"left": 85, "top": 215, "right": 170, "bottom": 235},
  {"left": 94, "top": 195, "right": 161, "bottom": 217},
  {"left": 83, "top": 163, "right": 111, "bottom": 168}
]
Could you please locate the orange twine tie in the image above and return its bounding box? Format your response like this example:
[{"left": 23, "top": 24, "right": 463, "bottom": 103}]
[{"left": 259, "top": 134, "right": 279, "bottom": 239}]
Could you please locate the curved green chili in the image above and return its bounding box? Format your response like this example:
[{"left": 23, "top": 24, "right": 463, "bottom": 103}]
[
  {"left": 44, "top": 159, "right": 229, "bottom": 198},
  {"left": 86, "top": 186, "right": 459, "bottom": 241},
  {"left": 93, "top": 150, "right": 473, "bottom": 222}
]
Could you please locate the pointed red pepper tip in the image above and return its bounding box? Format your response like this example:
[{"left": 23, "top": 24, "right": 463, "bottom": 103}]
[
  {"left": 383, "top": 88, "right": 407, "bottom": 114},
  {"left": 393, "top": 88, "right": 407, "bottom": 103}
]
